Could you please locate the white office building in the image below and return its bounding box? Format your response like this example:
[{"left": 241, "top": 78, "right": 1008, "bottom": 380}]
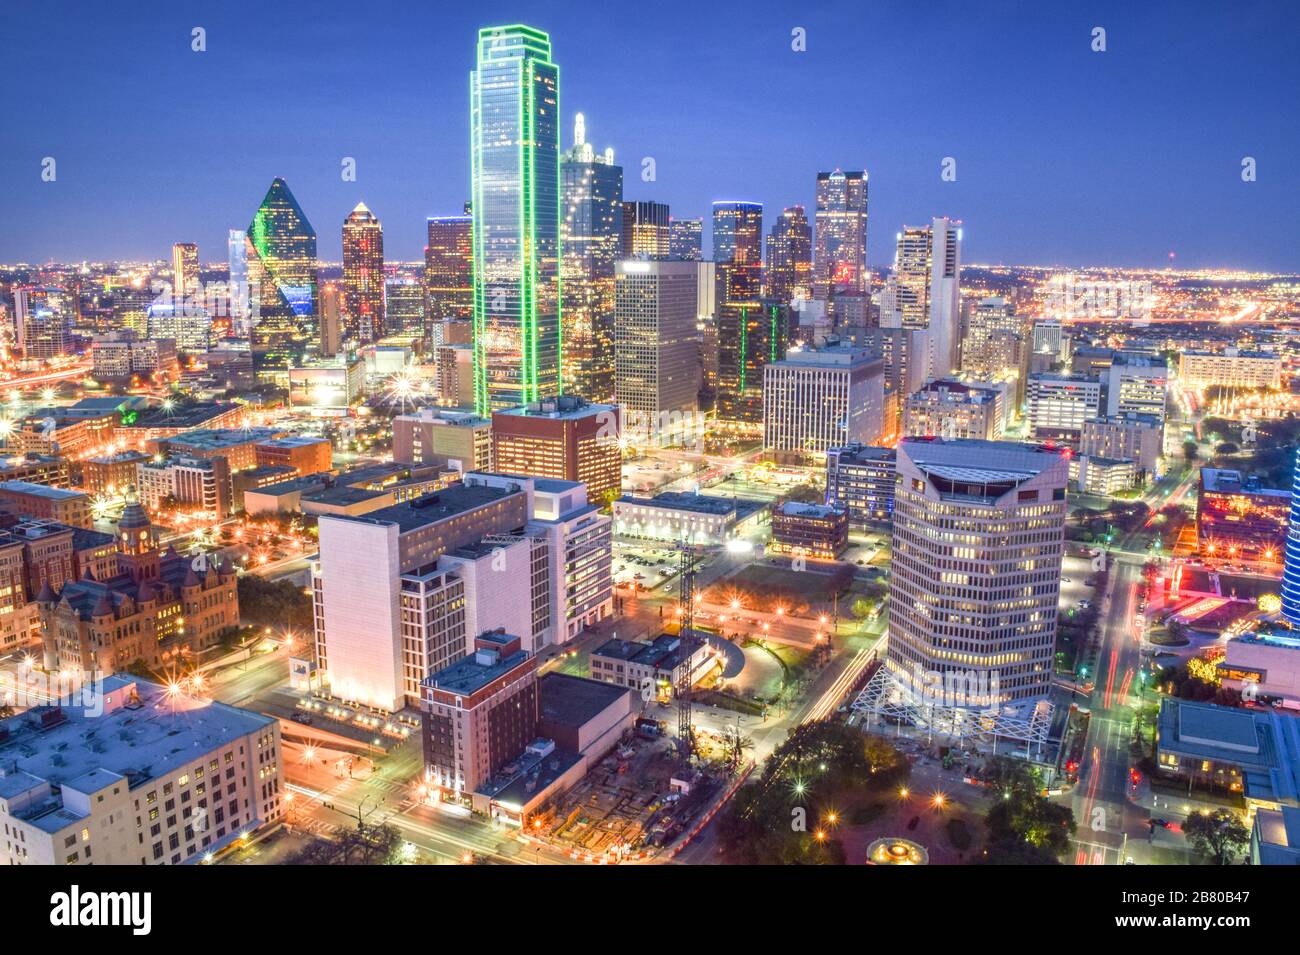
[{"left": 763, "top": 345, "right": 885, "bottom": 462}]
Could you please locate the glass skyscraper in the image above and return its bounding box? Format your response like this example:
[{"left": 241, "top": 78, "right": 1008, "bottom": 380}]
[
  {"left": 342, "top": 202, "right": 386, "bottom": 344},
  {"left": 814, "top": 169, "right": 868, "bottom": 300},
  {"left": 245, "top": 177, "right": 318, "bottom": 367},
  {"left": 424, "top": 216, "right": 473, "bottom": 322},
  {"left": 1282, "top": 449, "right": 1300, "bottom": 626},
  {"left": 711, "top": 201, "right": 763, "bottom": 265},
  {"left": 765, "top": 205, "right": 812, "bottom": 304},
  {"left": 668, "top": 218, "right": 703, "bottom": 261},
  {"left": 561, "top": 112, "right": 622, "bottom": 402},
  {"left": 470, "top": 24, "right": 562, "bottom": 414}
]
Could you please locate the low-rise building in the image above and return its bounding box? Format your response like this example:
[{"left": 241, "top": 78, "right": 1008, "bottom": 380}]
[
  {"left": 589, "top": 632, "right": 715, "bottom": 701},
  {"left": 0, "top": 675, "right": 281, "bottom": 865},
  {"left": 392, "top": 408, "right": 492, "bottom": 471},
  {"left": 0, "top": 481, "right": 91, "bottom": 529},
  {"left": 612, "top": 490, "right": 767, "bottom": 544},
  {"left": 136, "top": 454, "right": 233, "bottom": 519},
  {"left": 0, "top": 453, "right": 70, "bottom": 488},
  {"left": 1219, "top": 629, "right": 1300, "bottom": 710},
  {"left": 1251, "top": 805, "right": 1300, "bottom": 865},
  {"left": 1180, "top": 348, "right": 1281, "bottom": 392},
  {"left": 770, "top": 501, "right": 849, "bottom": 559},
  {"left": 1070, "top": 454, "right": 1137, "bottom": 496},
  {"left": 254, "top": 436, "right": 333, "bottom": 477},
  {"left": 82, "top": 450, "right": 150, "bottom": 498},
  {"left": 1155, "top": 697, "right": 1300, "bottom": 810},
  {"left": 1197, "top": 468, "right": 1290, "bottom": 563}
]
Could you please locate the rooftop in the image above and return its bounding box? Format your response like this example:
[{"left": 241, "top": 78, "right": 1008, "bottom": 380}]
[
  {"left": 334, "top": 482, "right": 521, "bottom": 533},
  {"left": 1200, "top": 468, "right": 1288, "bottom": 498},
  {"left": 423, "top": 642, "right": 531, "bottom": 698},
  {"left": 616, "top": 490, "right": 766, "bottom": 520},
  {"left": 538, "top": 672, "right": 632, "bottom": 727},
  {"left": 1157, "top": 698, "right": 1300, "bottom": 806},
  {"left": 0, "top": 676, "right": 274, "bottom": 828},
  {"left": 0, "top": 481, "right": 86, "bottom": 501}
]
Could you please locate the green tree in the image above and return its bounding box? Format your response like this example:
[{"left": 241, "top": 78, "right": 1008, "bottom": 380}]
[
  {"left": 1184, "top": 809, "right": 1249, "bottom": 865},
  {"left": 1182, "top": 440, "right": 1200, "bottom": 464}
]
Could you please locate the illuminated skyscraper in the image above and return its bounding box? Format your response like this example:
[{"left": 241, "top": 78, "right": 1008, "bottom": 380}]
[
  {"left": 245, "top": 177, "right": 319, "bottom": 367},
  {"left": 892, "top": 217, "right": 961, "bottom": 382},
  {"left": 561, "top": 112, "right": 622, "bottom": 401},
  {"left": 424, "top": 216, "right": 473, "bottom": 321},
  {"left": 813, "top": 170, "right": 868, "bottom": 299},
  {"left": 171, "top": 242, "right": 200, "bottom": 301},
  {"left": 342, "top": 202, "right": 385, "bottom": 344},
  {"left": 765, "top": 206, "right": 812, "bottom": 305},
  {"left": 470, "top": 24, "right": 562, "bottom": 413},
  {"left": 621, "top": 200, "right": 670, "bottom": 259},
  {"left": 227, "top": 229, "right": 251, "bottom": 331},
  {"left": 669, "top": 217, "right": 703, "bottom": 261},
  {"left": 712, "top": 201, "right": 762, "bottom": 265},
  {"left": 1280, "top": 449, "right": 1300, "bottom": 627}
]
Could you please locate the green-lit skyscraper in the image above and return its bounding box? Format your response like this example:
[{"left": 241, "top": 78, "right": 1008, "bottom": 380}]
[
  {"left": 245, "top": 177, "right": 318, "bottom": 369},
  {"left": 470, "top": 25, "right": 562, "bottom": 413}
]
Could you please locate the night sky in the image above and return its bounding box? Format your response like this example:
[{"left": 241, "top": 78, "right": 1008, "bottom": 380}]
[{"left": 2, "top": 0, "right": 1297, "bottom": 271}]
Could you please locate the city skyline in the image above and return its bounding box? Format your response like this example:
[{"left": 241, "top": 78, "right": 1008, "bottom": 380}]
[{"left": 1, "top": 1, "right": 1296, "bottom": 271}]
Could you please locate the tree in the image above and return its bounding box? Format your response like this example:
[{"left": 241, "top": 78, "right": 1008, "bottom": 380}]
[
  {"left": 1182, "top": 440, "right": 1200, "bottom": 464},
  {"left": 720, "top": 725, "right": 754, "bottom": 774},
  {"left": 1184, "top": 809, "right": 1249, "bottom": 865}
]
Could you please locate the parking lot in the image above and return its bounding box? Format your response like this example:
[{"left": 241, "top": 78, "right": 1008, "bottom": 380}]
[{"left": 613, "top": 542, "right": 682, "bottom": 591}]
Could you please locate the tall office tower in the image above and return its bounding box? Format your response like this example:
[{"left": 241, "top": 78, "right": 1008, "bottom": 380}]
[
  {"left": 424, "top": 216, "right": 474, "bottom": 321},
  {"left": 813, "top": 169, "right": 868, "bottom": 300},
  {"left": 763, "top": 346, "right": 885, "bottom": 463},
  {"left": 886, "top": 437, "right": 1068, "bottom": 708},
  {"left": 765, "top": 205, "right": 813, "bottom": 305},
  {"left": 1282, "top": 450, "right": 1300, "bottom": 626},
  {"left": 319, "top": 284, "right": 341, "bottom": 357},
  {"left": 621, "top": 200, "right": 671, "bottom": 258},
  {"left": 342, "top": 202, "right": 386, "bottom": 344},
  {"left": 12, "top": 286, "right": 70, "bottom": 360},
  {"left": 245, "top": 177, "right": 319, "bottom": 367},
  {"left": 171, "top": 242, "right": 200, "bottom": 301},
  {"left": 669, "top": 217, "right": 703, "bottom": 260},
  {"left": 470, "top": 24, "right": 561, "bottom": 414},
  {"left": 716, "top": 298, "right": 789, "bottom": 425},
  {"left": 960, "top": 296, "right": 1024, "bottom": 377},
  {"left": 561, "top": 112, "right": 623, "bottom": 402},
  {"left": 614, "top": 260, "right": 700, "bottom": 446},
  {"left": 892, "top": 217, "right": 962, "bottom": 382},
  {"left": 227, "top": 228, "right": 251, "bottom": 331},
  {"left": 384, "top": 277, "right": 425, "bottom": 335},
  {"left": 712, "top": 201, "right": 763, "bottom": 265}
]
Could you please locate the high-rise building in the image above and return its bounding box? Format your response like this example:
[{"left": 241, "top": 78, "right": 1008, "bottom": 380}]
[
  {"left": 891, "top": 217, "right": 962, "bottom": 381},
  {"left": 1178, "top": 349, "right": 1282, "bottom": 392},
  {"left": 384, "top": 277, "right": 425, "bottom": 335},
  {"left": 491, "top": 395, "right": 622, "bottom": 503},
  {"left": 763, "top": 346, "right": 884, "bottom": 463},
  {"left": 614, "top": 259, "right": 700, "bottom": 446},
  {"left": 12, "top": 287, "right": 71, "bottom": 360},
  {"left": 312, "top": 481, "right": 531, "bottom": 711},
  {"left": 424, "top": 216, "right": 473, "bottom": 322},
  {"left": 887, "top": 437, "right": 1068, "bottom": 707},
  {"left": 715, "top": 242, "right": 786, "bottom": 426},
  {"left": 621, "top": 200, "right": 670, "bottom": 259},
  {"left": 813, "top": 170, "right": 868, "bottom": 299},
  {"left": 669, "top": 217, "right": 703, "bottom": 260},
  {"left": 1282, "top": 450, "right": 1300, "bottom": 626},
  {"left": 960, "top": 296, "right": 1024, "bottom": 378},
  {"left": 342, "top": 202, "right": 386, "bottom": 343},
  {"left": 470, "top": 25, "right": 561, "bottom": 413},
  {"left": 227, "top": 228, "right": 251, "bottom": 331},
  {"left": 171, "top": 242, "right": 200, "bottom": 301},
  {"left": 1105, "top": 359, "right": 1168, "bottom": 424},
  {"left": 319, "top": 284, "right": 341, "bottom": 357},
  {"left": 825, "top": 444, "right": 897, "bottom": 526},
  {"left": 245, "top": 177, "right": 319, "bottom": 367},
  {"left": 765, "top": 205, "right": 812, "bottom": 305},
  {"left": 712, "top": 201, "right": 762, "bottom": 265},
  {"left": 1027, "top": 373, "right": 1104, "bottom": 443},
  {"left": 561, "top": 112, "right": 623, "bottom": 402},
  {"left": 903, "top": 379, "right": 1004, "bottom": 441}
]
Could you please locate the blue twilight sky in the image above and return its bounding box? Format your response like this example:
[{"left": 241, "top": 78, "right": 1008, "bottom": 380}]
[{"left": 1, "top": 0, "right": 1297, "bottom": 271}]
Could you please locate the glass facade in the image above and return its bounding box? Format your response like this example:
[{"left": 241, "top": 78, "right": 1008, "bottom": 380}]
[
  {"left": 813, "top": 170, "right": 868, "bottom": 299},
  {"left": 342, "top": 202, "right": 386, "bottom": 344},
  {"left": 245, "top": 177, "right": 319, "bottom": 368},
  {"left": 711, "top": 201, "right": 762, "bottom": 265},
  {"left": 424, "top": 216, "right": 474, "bottom": 322},
  {"left": 1280, "top": 450, "right": 1300, "bottom": 626},
  {"left": 470, "top": 25, "right": 562, "bottom": 414}
]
